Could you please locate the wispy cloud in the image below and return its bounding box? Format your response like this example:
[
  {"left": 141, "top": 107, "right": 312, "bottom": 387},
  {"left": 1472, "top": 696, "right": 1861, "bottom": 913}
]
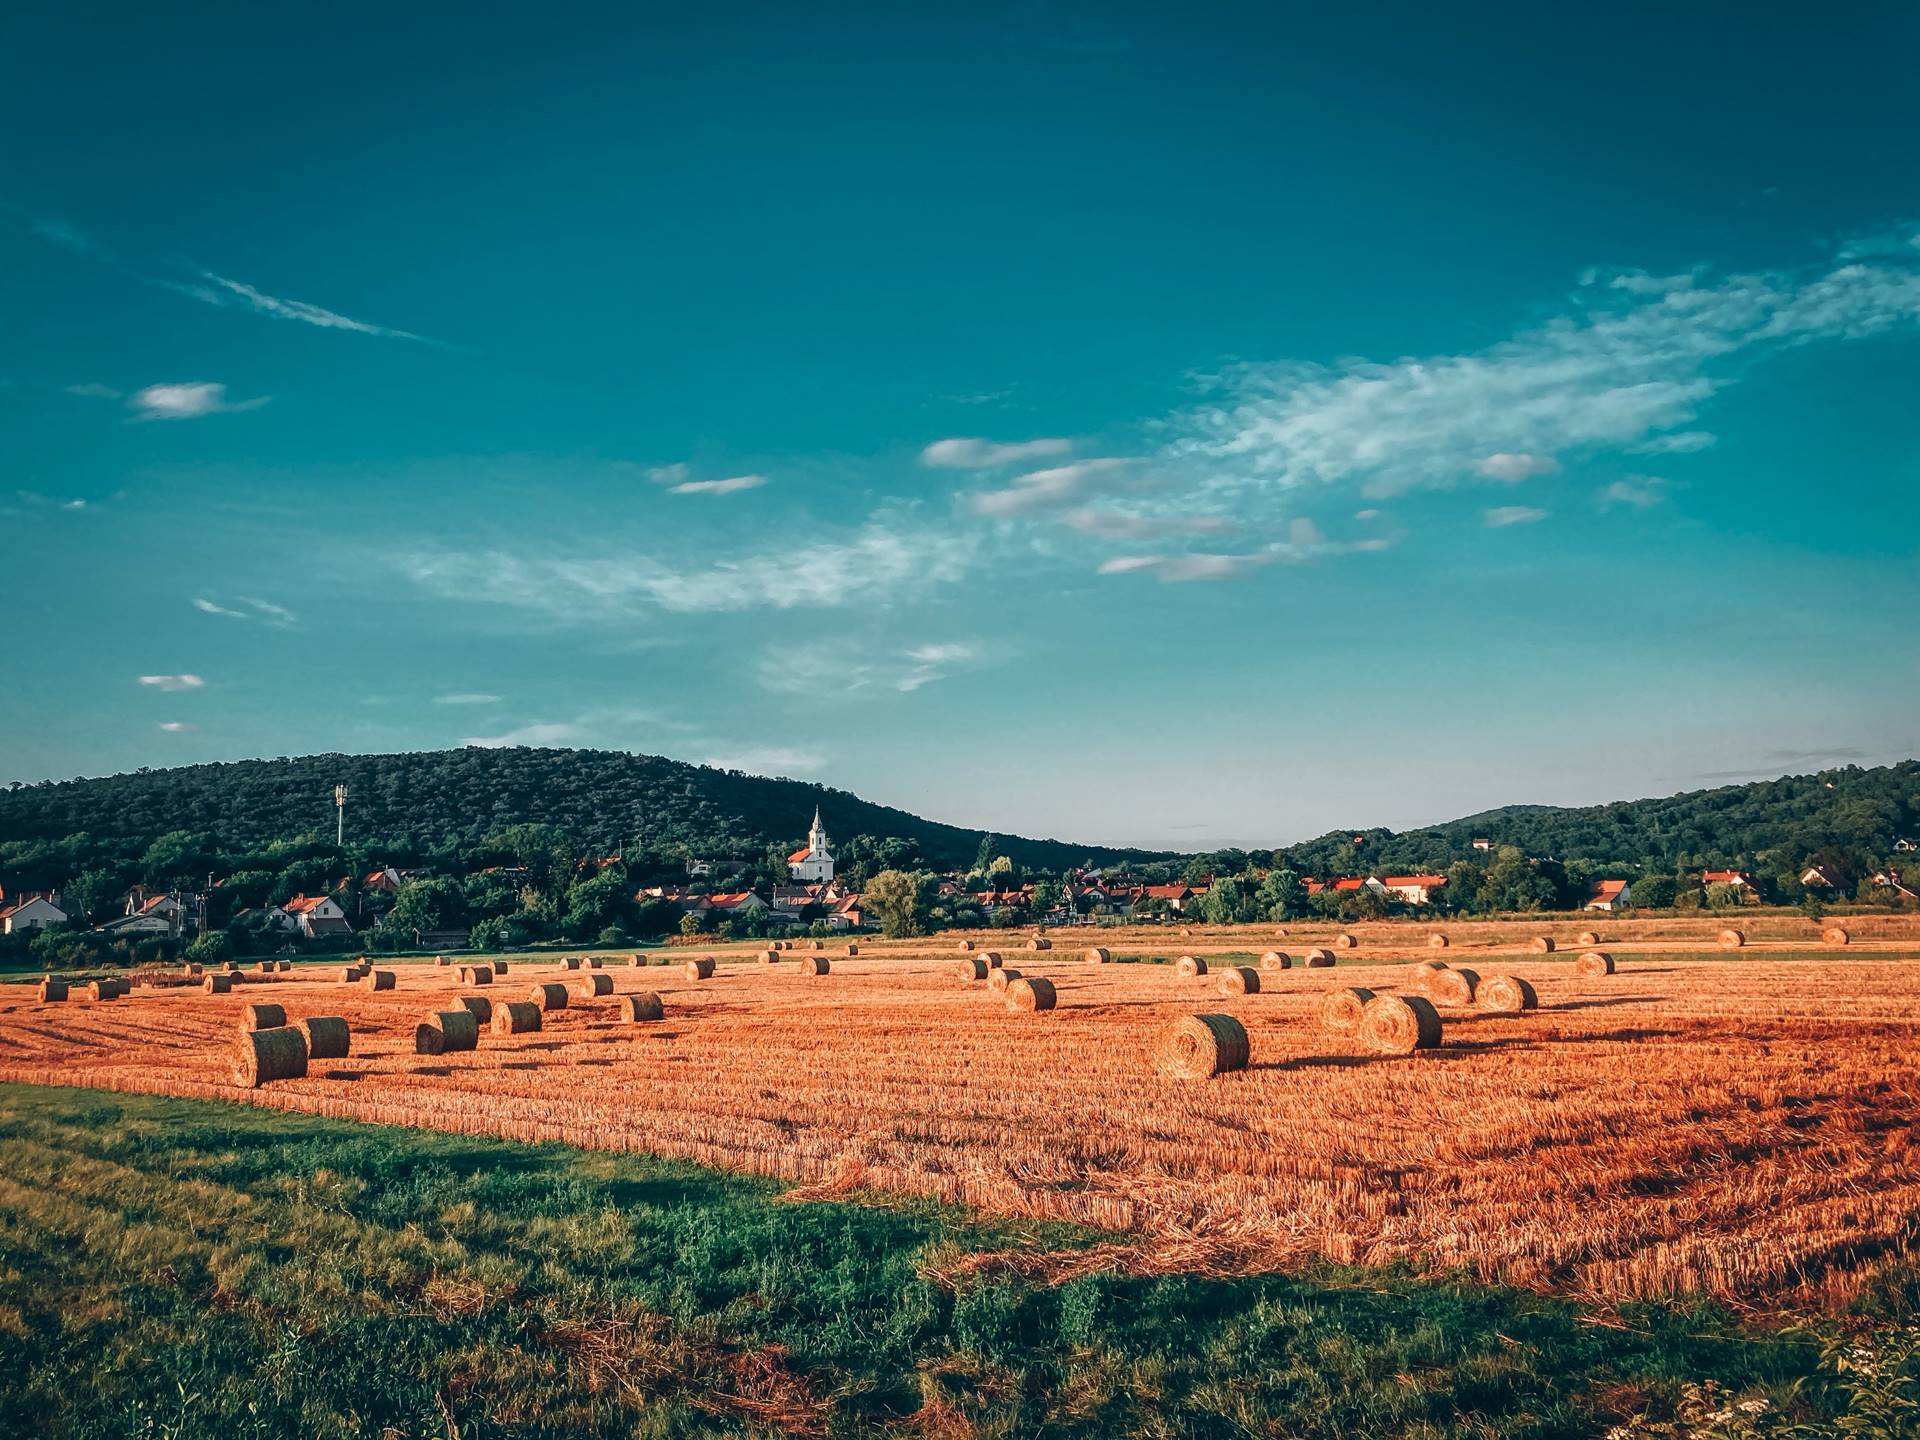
[
  {"left": 129, "top": 382, "right": 268, "bottom": 420},
  {"left": 168, "top": 271, "right": 435, "bottom": 343},
  {"left": 1096, "top": 552, "right": 1274, "bottom": 582},
  {"left": 400, "top": 517, "right": 974, "bottom": 617},
  {"left": 670, "top": 474, "right": 768, "bottom": 496},
  {"left": 921, "top": 436, "right": 1073, "bottom": 468},
  {"left": 462, "top": 721, "right": 579, "bottom": 748},
  {"left": 1060, "top": 507, "right": 1233, "bottom": 540},
  {"left": 157, "top": 721, "right": 193, "bottom": 732},
  {"left": 700, "top": 745, "right": 826, "bottom": 776},
  {"left": 1483, "top": 506, "right": 1549, "bottom": 527},
  {"left": 241, "top": 596, "right": 297, "bottom": 626},
  {"left": 1170, "top": 235, "right": 1920, "bottom": 504},
  {"left": 971, "top": 459, "right": 1131, "bottom": 517},
  {"left": 1600, "top": 476, "right": 1669, "bottom": 509},
  {"left": 138, "top": 674, "right": 205, "bottom": 691},
  {"left": 435, "top": 692, "right": 502, "bottom": 705},
  {"left": 16, "top": 210, "right": 438, "bottom": 345},
  {"left": 193, "top": 598, "right": 247, "bottom": 618},
  {"left": 754, "top": 638, "right": 983, "bottom": 696},
  {"left": 16, "top": 490, "right": 89, "bottom": 511},
  {"left": 193, "top": 594, "right": 298, "bottom": 626}
]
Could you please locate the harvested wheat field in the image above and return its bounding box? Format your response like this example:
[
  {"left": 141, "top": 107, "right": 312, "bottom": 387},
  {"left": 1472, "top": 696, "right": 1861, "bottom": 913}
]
[{"left": 1, "top": 947, "right": 1916, "bottom": 1310}]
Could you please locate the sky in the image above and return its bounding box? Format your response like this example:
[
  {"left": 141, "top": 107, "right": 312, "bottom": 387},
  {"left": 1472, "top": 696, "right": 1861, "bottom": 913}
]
[{"left": 3, "top": 2, "right": 1918, "bottom": 851}]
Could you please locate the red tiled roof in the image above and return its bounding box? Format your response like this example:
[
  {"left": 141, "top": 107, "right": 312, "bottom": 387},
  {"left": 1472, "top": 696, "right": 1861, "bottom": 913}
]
[
  {"left": 1702, "top": 870, "right": 1754, "bottom": 885},
  {"left": 1591, "top": 879, "right": 1629, "bottom": 899},
  {"left": 1332, "top": 878, "right": 1368, "bottom": 891},
  {"left": 708, "top": 891, "right": 756, "bottom": 906},
  {"left": 280, "top": 894, "right": 331, "bottom": 914},
  {"left": 1380, "top": 875, "right": 1448, "bottom": 889},
  {"left": 787, "top": 847, "right": 813, "bottom": 864}
]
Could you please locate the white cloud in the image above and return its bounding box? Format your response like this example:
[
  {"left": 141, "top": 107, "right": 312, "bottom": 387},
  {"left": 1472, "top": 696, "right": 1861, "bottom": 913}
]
[
  {"left": 462, "top": 721, "right": 579, "bottom": 748},
  {"left": 435, "top": 692, "right": 502, "bottom": 705},
  {"left": 1633, "top": 430, "right": 1715, "bottom": 454},
  {"left": 157, "top": 721, "right": 193, "bottom": 732},
  {"left": 193, "top": 597, "right": 247, "bottom": 618},
  {"left": 138, "top": 674, "right": 205, "bottom": 691},
  {"left": 700, "top": 745, "right": 826, "bottom": 776},
  {"left": 1484, "top": 506, "right": 1549, "bottom": 527},
  {"left": 169, "top": 271, "right": 434, "bottom": 344},
  {"left": 1287, "top": 517, "right": 1327, "bottom": 547},
  {"left": 401, "top": 517, "right": 974, "bottom": 617},
  {"left": 1171, "top": 237, "right": 1920, "bottom": 504},
  {"left": 16, "top": 490, "right": 91, "bottom": 510},
  {"left": 920, "top": 436, "right": 1073, "bottom": 468},
  {"left": 896, "top": 641, "right": 980, "bottom": 692},
  {"left": 646, "top": 463, "right": 691, "bottom": 484},
  {"left": 755, "top": 639, "right": 981, "bottom": 696},
  {"left": 1098, "top": 552, "right": 1274, "bottom": 582},
  {"left": 1476, "top": 452, "right": 1560, "bottom": 482},
  {"left": 1600, "top": 477, "right": 1668, "bottom": 509},
  {"left": 971, "top": 459, "right": 1130, "bottom": 517},
  {"left": 128, "top": 382, "right": 268, "bottom": 421},
  {"left": 194, "top": 594, "right": 297, "bottom": 626},
  {"left": 670, "top": 474, "right": 768, "bottom": 496},
  {"left": 1354, "top": 508, "right": 1381, "bottom": 520},
  {"left": 1060, "top": 507, "right": 1232, "bottom": 539},
  {"left": 241, "top": 596, "right": 298, "bottom": 625}
]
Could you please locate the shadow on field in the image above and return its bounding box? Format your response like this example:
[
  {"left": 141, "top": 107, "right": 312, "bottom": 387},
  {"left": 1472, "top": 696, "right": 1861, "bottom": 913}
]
[
  {"left": 1255, "top": 1055, "right": 1374, "bottom": 1071},
  {"left": 322, "top": 1069, "right": 365, "bottom": 1082},
  {"left": 1551, "top": 995, "right": 1661, "bottom": 1011}
]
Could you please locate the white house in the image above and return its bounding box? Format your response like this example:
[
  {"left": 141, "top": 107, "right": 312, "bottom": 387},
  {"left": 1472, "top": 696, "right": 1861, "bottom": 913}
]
[
  {"left": 1376, "top": 874, "right": 1449, "bottom": 905},
  {"left": 0, "top": 895, "right": 67, "bottom": 934},
  {"left": 787, "top": 808, "right": 835, "bottom": 885},
  {"left": 1585, "top": 879, "right": 1632, "bottom": 911},
  {"left": 270, "top": 894, "right": 355, "bottom": 938}
]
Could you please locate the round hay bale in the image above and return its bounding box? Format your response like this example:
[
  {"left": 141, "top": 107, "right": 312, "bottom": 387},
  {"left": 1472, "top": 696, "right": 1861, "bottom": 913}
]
[
  {"left": 532, "top": 981, "right": 569, "bottom": 1010},
  {"left": 1576, "top": 931, "right": 1601, "bottom": 947},
  {"left": 844, "top": 943, "right": 859, "bottom": 957},
  {"left": 586, "top": 956, "right": 603, "bottom": 969},
  {"left": 1303, "top": 949, "right": 1335, "bottom": 968},
  {"left": 760, "top": 949, "right": 780, "bottom": 965},
  {"left": 799, "top": 955, "right": 830, "bottom": 976},
  {"left": 434, "top": 955, "right": 451, "bottom": 967},
  {"left": 1260, "top": 950, "right": 1291, "bottom": 970},
  {"left": 622, "top": 992, "right": 665, "bottom": 1022},
  {"left": 1084, "top": 946, "right": 1111, "bottom": 964},
  {"left": 1575, "top": 950, "right": 1615, "bottom": 978},
  {"left": 987, "top": 967, "right": 1021, "bottom": 992},
  {"left": 37, "top": 977, "right": 69, "bottom": 1003},
  {"left": 182, "top": 963, "right": 203, "bottom": 978},
  {"left": 1529, "top": 936, "right": 1556, "bottom": 954},
  {"left": 955, "top": 957, "right": 988, "bottom": 982},
  {"left": 223, "top": 962, "right": 241, "bottom": 973},
  {"left": 1422, "top": 966, "right": 1479, "bottom": 1007},
  {"left": 1334, "top": 933, "right": 1358, "bottom": 950},
  {"left": 1412, "top": 959, "right": 1450, "bottom": 978},
  {"left": 1428, "top": 933, "right": 1449, "bottom": 949},
  {"left": 1217, "top": 966, "right": 1260, "bottom": 995},
  {"left": 204, "top": 973, "right": 234, "bottom": 994},
  {"left": 560, "top": 956, "right": 580, "bottom": 970},
  {"left": 685, "top": 957, "right": 715, "bottom": 980},
  {"left": 982, "top": 951, "right": 1003, "bottom": 969},
  {"left": 1822, "top": 925, "right": 1850, "bottom": 946},
  {"left": 254, "top": 960, "right": 273, "bottom": 975},
  {"left": 1320, "top": 986, "right": 1375, "bottom": 1033},
  {"left": 1175, "top": 954, "right": 1207, "bottom": 978},
  {"left": 493, "top": 1000, "right": 541, "bottom": 1035},
  {"left": 1180, "top": 926, "right": 1193, "bottom": 936},
  {"left": 957, "top": 939, "right": 975, "bottom": 952},
  {"left": 1154, "top": 1014, "right": 1249, "bottom": 1080},
  {"left": 1718, "top": 928, "right": 1746, "bottom": 949},
  {"left": 809, "top": 940, "right": 823, "bottom": 950},
  {"left": 240, "top": 1001, "right": 287, "bottom": 1031},
  {"left": 364, "top": 970, "right": 396, "bottom": 991},
  {"left": 575, "top": 972, "right": 614, "bottom": 998},
  {"left": 628, "top": 953, "right": 646, "bottom": 967},
  {"left": 415, "top": 1009, "right": 479, "bottom": 1055},
  {"left": 456, "top": 995, "right": 494, "bottom": 1025},
  {"left": 1478, "top": 975, "right": 1539, "bottom": 1013},
  {"left": 339, "top": 965, "right": 362, "bottom": 983},
  {"left": 302, "top": 1015, "right": 351, "bottom": 1059},
  {"left": 458, "top": 965, "right": 494, "bottom": 986},
  {"left": 492, "top": 961, "right": 510, "bottom": 974},
  {"left": 1028, "top": 936, "right": 1051, "bottom": 951},
  {"left": 1005, "top": 976, "right": 1057, "bottom": 1012},
  {"left": 1273, "top": 927, "right": 1288, "bottom": 938},
  {"left": 234, "top": 1026, "right": 308, "bottom": 1086},
  {"left": 1359, "top": 994, "right": 1442, "bottom": 1054}
]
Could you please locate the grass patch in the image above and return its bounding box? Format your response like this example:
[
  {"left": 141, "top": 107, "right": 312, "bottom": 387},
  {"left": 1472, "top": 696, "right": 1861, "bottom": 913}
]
[{"left": 0, "top": 1082, "right": 1908, "bottom": 1438}]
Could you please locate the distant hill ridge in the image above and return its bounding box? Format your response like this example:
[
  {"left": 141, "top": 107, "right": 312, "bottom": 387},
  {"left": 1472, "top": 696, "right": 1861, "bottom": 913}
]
[{"left": 0, "top": 747, "right": 1168, "bottom": 871}]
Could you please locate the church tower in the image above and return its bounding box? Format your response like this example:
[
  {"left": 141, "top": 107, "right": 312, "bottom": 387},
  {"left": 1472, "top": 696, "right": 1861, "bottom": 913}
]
[{"left": 789, "top": 806, "right": 835, "bottom": 884}]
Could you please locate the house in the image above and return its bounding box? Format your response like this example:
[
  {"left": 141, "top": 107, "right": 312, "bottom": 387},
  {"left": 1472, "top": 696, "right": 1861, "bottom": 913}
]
[
  {"left": 1870, "top": 869, "right": 1919, "bottom": 901},
  {"left": 1585, "top": 879, "right": 1632, "bottom": 911},
  {"left": 363, "top": 866, "right": 435, "bottom": 894},
  {"left": 271, "top": 894, "right": 355, "bottom": 938},
  {"left": 1379, "top": 874, "right": 1449, "bottom": 905},
  {"left": 1895, "top": 839, "right": 1918, "bottom": 854},
  {"left": 705, "top": 891, "right": 769, "bottom": 918},
  {"left": 0, "top": 894, "right": 67, "bottom": 934},
  {"left": 787, "top": 809, "right": 835, "bottom": 884},
  {"left": 96, "top": 911, "right": 177, "bottom": 937},
  {"left": 1331, "top": 877, "right": 1369, "bottom": 893},
  {"left": 828, "top": 894, "right": 865, "bottom": 930},
  {"left": 1799, "top": 865, "right": 1844, "bottom": 890},
  {"left": 1471, "top": 837, "right": 1494, "bottom": 852},
  {"left": 1140, "top": 883, "right": 1197, "bottom": 912},
  {"left": 1701, "top": 870, "right": 1762, "bottom": 901}
]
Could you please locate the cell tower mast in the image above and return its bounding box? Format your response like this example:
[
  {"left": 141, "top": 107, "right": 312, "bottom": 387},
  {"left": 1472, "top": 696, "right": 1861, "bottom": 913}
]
[{"left": 334, "top": 784, "right": 347, "bottom": 847}]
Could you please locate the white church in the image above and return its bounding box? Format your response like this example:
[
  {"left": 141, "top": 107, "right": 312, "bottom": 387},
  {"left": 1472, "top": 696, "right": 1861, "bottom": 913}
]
[{"left": 787, "top": 807, "right": 835, "bottom": 884}]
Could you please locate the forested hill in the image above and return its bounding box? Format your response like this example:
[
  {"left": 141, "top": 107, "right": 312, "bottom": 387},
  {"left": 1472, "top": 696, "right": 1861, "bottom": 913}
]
[
  {"left": 1279, "top": 761, "right": 1920, "bottom": 877},
  {"left": 0, "top": 747, "right": 1165, "bottom": 871}
]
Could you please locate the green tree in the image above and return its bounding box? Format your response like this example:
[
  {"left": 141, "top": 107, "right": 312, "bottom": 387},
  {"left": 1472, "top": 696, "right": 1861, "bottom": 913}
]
[
  {"left": 62, "top": 868, "right": 122, "bottom": 923},
  {"left": 864, "top": 869, "right": 937, "bottom": 938},
  {"left": 1255, "top": 868, "right": 1305, "bottom": 920}
]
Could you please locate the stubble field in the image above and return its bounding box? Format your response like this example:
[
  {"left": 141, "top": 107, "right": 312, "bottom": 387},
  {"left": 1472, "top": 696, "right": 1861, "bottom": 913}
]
[{"left": 3, "top": 914, "right": 1916, "bottom": 1312}]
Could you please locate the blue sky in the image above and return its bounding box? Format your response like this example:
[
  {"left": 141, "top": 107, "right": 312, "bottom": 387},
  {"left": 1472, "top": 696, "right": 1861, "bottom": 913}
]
[{"left": 3, "top": 2, "right": 1917, "bottom": 850}]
